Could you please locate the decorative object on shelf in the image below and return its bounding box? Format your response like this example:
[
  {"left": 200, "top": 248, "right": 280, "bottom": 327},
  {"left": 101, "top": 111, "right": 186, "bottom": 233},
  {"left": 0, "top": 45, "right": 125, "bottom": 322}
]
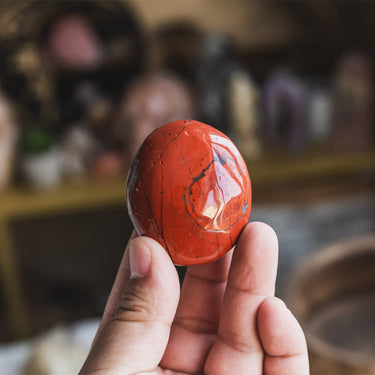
[
  {"left": 115, "top": 72, "right": 195, "bottom": 159},
  {"left": 0, "top": 92, "right": 18, "bottom": 191},
  {"left": 60, "top": 125, "right": 99, "bottom": 180},
  {"left": 41, "top": 1, "right": 143, "bottom": 74},
  {"left": 196, "top": 34, "right": 235, "bottom": 134},
  {"left": 331, "top": 52, "right": 373, "bottom": 152},
  {"left": 45, "top": 14, "right": 104, "bottom": 70},
  {"left": 90, "top": 150, "right": 124, "bottom": 179},
  {"left": 229, "top": 69, "right": 261, "bottom": 160},
  {"left": 264, "top": 70, "right": 308, "bottom": 151},
  {"left": 21, "top": 147, "right": 62, "bottom": 190},
  {"left": 20, "top": 126, "right": 62, "bottom": 189},
  {"left": 307, "top": 87, "right": 332, "bottom": 145},
  {"left": 127, "top": 120, "right": 252, "bottom": 266},
  {"left": 22, "top": 326, "right": 88, "bottom": 375},
  {"left": 73, "top": 82, "right": 113, "bottom": 132}
]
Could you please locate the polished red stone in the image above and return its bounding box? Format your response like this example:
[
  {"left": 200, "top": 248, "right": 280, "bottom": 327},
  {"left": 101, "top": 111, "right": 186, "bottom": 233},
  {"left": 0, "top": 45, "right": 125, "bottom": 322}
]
[{"left": 126, "top": 119, "right": 252, "bottom": 265}]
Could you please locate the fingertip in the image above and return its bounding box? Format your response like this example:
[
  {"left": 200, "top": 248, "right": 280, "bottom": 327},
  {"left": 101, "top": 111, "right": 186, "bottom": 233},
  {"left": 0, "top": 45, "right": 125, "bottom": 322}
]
[
  {"left": 257, "top": 296, "right": 288, "bottom": 327},
  {"left": 258, "top": 296, "right": 307, "bottom": 357},
  {"left": 260, "top": 296, "right": 286, "bottom": 310},
  {"left": 239, "top": 222, "right": 278, "bottom": 252},
  {"left": 228, "top": 222, "right": 279, "bottom": 296}
]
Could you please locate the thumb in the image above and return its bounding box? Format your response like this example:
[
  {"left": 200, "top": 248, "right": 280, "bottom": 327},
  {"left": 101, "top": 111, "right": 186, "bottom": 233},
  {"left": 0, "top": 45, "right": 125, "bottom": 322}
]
[{"left": 80, "top": 236, "right": 180, "bottom": 375}]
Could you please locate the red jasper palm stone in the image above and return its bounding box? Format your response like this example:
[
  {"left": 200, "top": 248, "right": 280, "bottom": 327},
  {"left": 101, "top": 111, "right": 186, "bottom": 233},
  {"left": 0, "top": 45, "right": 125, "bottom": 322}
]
[{"left": 126, "top": 119, "right": 252, "bottom": 265}]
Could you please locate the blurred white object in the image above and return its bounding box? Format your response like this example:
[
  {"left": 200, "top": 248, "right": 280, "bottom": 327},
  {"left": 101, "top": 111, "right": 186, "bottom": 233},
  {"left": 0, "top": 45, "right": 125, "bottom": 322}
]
[
  {"left": 60, "top": 125, "right": 99, "bottom": 179},
  {"left": 229, "top": 70, "right": 261, "bottom": 159},
  {"left": 0, "top": 319, "right": 99, "bottom": 375},
  {"left": 21, "top": 147, "right": 62, "bottom": 189},
  {"left": 0, "top": 340, "right": 33, "bottom": 375},
  {"left": 0, "top": 93, "right": 17, "bottom": 190},
  {"left": 308, "top": 88, "right": 332, "bottom": 143},
  {"left": 22, "top": 327, "right": 88, "bottom": 375},
  {"left": 264, "top": 70, "right": 308, "bottom": 150},
  {"left": 332, "top": 52, "right": 373, "bottom": 151}
]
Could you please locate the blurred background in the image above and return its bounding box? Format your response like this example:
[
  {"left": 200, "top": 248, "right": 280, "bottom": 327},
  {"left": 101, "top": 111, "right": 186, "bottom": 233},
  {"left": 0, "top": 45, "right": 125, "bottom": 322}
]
[{"left": 0, "top": 1, "right": 374, "bottom": 374}]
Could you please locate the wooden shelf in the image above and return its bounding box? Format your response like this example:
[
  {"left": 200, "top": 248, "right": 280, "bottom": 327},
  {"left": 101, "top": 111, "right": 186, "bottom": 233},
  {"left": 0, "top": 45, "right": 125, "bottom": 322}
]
[
  {"left": 249, "top": 149, "right": 375, "bottom": 186},
  {"left": 1, "top": 149, "right": 374, "bottom": 219},
  {"left": 0, "top": 177, "right": 127, "bottom": 219}
]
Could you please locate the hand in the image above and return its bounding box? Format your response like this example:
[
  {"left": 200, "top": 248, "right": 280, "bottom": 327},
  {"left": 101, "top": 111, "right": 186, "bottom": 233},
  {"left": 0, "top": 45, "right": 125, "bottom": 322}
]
[{"left": 80, "top": 222, "right": 309, "bottom": 374}]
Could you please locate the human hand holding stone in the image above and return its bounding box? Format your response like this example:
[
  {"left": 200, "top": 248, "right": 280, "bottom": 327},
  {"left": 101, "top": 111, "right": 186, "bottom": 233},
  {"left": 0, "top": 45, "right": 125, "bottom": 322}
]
[{"left": 80, "top": 222, "right": 309, "bottom": 375}]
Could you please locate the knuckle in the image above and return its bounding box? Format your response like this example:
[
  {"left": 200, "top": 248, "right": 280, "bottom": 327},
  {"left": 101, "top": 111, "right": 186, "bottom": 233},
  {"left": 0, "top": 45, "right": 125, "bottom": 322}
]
[
  {"left": 219, "top": 329, "right": 263, "bottom": 354},
  {"left": 115, "top": 281, "right": 156, "bottom": 321}
]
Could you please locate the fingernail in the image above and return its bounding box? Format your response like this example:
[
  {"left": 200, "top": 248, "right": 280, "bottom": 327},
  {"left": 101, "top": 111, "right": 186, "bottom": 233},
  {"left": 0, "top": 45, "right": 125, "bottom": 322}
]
[{"left": 129, "top": 240, "right": 151, "bottom": 279}]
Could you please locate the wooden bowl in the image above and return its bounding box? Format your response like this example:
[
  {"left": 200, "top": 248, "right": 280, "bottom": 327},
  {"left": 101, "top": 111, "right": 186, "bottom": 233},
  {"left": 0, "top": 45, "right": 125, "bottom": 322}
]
[{"left": 285, "top": 235, "right": 375, "bottom": 375}]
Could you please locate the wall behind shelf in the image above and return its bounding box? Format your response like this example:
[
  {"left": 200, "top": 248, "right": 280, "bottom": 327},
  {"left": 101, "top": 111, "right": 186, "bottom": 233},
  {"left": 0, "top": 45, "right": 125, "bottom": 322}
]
[{"left": 128, "top": 0, "right": 304, "bottom": 49}]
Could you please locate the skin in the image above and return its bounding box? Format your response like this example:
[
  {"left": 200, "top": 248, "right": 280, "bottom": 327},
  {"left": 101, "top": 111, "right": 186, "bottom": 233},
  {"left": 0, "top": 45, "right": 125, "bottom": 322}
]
[{"left": 80, "top": 222, "right": 309, "bottom": 375}]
